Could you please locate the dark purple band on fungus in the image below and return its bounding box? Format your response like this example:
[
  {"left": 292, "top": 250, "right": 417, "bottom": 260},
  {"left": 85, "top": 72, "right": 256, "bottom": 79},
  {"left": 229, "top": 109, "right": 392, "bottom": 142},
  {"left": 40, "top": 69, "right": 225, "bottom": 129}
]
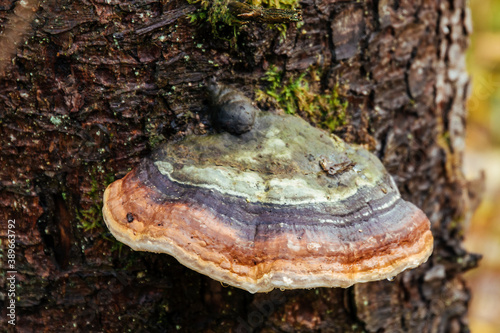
[{"left": 142, "top": 157, "right": 415, "bottom": 242}]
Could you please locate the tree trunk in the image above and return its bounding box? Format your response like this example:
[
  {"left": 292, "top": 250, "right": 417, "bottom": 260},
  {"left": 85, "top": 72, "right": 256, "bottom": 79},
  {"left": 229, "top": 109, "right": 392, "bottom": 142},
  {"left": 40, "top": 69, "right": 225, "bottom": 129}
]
[{"left": 0, "top": 0, "right": 482, "bottom": 332}]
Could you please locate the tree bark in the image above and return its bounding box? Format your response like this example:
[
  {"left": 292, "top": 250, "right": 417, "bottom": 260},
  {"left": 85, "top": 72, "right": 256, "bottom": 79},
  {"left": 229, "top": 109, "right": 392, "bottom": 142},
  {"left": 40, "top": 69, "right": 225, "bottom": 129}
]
[{"left": 0, "top": 0, "right": 482, "bottom": 332}]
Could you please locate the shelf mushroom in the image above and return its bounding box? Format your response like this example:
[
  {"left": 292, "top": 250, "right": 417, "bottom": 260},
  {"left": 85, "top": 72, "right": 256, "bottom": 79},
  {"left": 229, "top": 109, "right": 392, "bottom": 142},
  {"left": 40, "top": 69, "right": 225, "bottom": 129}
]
[{"left": 102, "top": 83, "right": 433, "bottom": 293}]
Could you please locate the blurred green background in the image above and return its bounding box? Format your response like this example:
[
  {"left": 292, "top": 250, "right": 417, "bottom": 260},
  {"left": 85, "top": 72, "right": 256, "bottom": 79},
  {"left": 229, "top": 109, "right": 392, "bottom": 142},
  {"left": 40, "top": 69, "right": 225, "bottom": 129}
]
[{"left": 464, "top": 0, "right": 500, "bottom": 332}]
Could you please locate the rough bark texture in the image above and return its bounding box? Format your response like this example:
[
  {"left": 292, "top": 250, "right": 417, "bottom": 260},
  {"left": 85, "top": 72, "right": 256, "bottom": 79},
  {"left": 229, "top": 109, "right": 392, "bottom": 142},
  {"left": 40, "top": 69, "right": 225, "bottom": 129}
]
[{"left": 0, "top": 0, "right": 482, "bottom": 332}]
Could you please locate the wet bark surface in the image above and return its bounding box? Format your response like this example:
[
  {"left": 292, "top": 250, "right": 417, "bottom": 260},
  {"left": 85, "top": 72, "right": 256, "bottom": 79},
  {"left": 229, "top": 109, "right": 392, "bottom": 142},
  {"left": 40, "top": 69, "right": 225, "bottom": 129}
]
[{"left": 0, "top": 0, "right": 482, "bottom": 331}]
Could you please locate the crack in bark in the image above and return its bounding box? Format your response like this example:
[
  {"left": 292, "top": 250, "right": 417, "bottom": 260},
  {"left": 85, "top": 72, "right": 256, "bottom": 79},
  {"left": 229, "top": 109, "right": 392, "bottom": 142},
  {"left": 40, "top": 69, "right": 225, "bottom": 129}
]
[
  {"left": 371, "top": 0, "right": 381, "bottom": 31},
  {"left": 404, "top": 46, "right": 418, "bottom": 101}
]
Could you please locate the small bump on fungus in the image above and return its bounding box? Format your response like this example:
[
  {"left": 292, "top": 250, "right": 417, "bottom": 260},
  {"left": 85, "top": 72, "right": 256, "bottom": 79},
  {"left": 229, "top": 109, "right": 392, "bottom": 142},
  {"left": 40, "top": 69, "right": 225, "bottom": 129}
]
[
  {"left": 103, "top": 84, "right": 433, "bottom": 293},
  {"left": 207, "top": 79, "right": 257, "bottom": 135}
]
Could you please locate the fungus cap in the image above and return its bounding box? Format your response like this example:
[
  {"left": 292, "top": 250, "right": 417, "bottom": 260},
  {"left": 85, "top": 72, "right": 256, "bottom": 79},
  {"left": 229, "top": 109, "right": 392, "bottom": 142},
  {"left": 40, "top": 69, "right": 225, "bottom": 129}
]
[{"left": 103, "top": 111, "right": 433, "bottom": 293}]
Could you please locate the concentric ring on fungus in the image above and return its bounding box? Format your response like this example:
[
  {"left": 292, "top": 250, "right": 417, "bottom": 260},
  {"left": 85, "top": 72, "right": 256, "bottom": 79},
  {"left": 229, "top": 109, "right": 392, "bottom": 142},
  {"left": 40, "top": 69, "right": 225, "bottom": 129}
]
[{"left": 103, "top": 84, "right": 433, "bottom": 293}]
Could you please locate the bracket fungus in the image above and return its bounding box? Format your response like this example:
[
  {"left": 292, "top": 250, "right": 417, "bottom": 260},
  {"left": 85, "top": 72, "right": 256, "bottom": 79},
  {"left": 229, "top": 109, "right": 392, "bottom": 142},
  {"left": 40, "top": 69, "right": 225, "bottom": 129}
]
[{"left": 103, "top": 83, "right": 433, "bottom": 293}]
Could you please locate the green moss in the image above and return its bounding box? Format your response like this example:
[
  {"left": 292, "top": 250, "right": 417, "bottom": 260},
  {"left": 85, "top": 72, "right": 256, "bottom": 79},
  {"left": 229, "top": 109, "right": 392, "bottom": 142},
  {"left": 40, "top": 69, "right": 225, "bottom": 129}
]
[
  {"left": 146, "top": 115, "right": 166, "bottom": 149},
  {"left": 76, "top": 168, "right": 131, "bottom": 256},
  {"left": 148, "top": 134, "right": 165, "bottom": 149},
  {"left": 252, "top": 0, "right": 298, "bottom": 7},
  {"left": 187, "top": 0, "right": 300, "bottom": 42},
  {"left": 76, "top": 169, "right": 115, "bottom": 232},
  {"left": 256, "top": 65, "right": 349, "bottom": 132},
  {"left": 187, "top": 0, "right": 233, "bottom": 28}
]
